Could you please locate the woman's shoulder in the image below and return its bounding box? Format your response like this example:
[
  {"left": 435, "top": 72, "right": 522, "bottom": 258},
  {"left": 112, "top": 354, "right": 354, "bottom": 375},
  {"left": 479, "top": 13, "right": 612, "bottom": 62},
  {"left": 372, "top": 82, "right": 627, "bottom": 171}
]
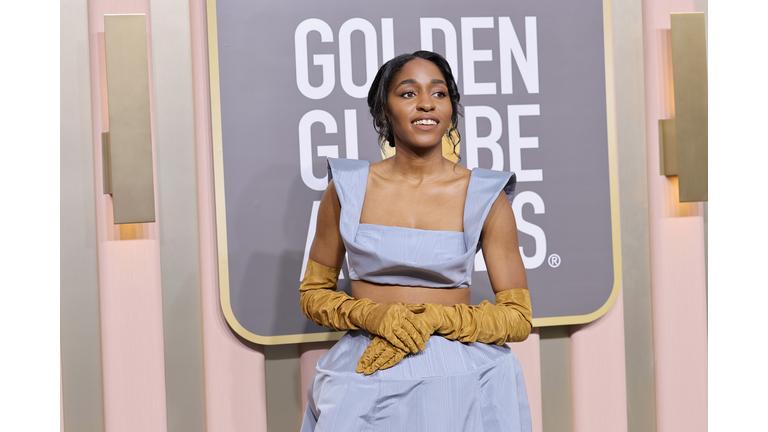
[
  {"left": 368, "top": 158, "right": 389, "bottom": 171},
  {"left": 447, "top": 162, "right": 471, "bottom": 180}
]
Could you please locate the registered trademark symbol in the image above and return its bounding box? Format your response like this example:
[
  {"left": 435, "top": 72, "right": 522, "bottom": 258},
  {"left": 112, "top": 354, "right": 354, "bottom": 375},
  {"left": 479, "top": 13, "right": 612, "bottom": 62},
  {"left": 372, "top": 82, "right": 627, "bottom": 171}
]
[{"left": 548, "top": 254, "right": 561, "bottom": 268}]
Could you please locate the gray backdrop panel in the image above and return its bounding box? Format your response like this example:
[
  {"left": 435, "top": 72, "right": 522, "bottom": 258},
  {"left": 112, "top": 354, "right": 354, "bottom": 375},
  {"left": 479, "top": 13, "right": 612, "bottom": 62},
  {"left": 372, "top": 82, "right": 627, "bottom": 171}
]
[{"left": 214, "top": 0, "right": 615, "bottom": 339}]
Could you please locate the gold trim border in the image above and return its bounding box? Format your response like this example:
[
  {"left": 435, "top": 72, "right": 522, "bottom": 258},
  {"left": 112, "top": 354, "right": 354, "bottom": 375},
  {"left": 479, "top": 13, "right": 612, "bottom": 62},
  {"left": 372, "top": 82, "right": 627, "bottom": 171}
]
[{"left": 206, "top": 0, "right": 623, "bottom": 344}]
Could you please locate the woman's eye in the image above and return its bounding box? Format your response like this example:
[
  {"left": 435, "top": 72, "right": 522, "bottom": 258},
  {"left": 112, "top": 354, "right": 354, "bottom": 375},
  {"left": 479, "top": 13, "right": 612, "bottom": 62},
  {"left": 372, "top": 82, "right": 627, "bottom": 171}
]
[
  {"left": 433, "top": 91, "right": 447, "bottom": 98},
  {"left": 400, "top": 91, "right": 415, "bottom": 98}
]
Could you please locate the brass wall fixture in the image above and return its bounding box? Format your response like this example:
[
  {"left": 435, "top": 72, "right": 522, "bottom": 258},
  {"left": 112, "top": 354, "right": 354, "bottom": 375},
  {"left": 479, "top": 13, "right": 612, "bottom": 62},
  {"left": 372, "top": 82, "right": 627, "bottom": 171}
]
[
  {"left": 102, "top": 131, "right": 113, "bottom": 194},
  {"left": 659, "top": 12, "right": 708, "bottom": 202},
  {"left": 103, "top": 14, "right": 156, "bottom": 223}
]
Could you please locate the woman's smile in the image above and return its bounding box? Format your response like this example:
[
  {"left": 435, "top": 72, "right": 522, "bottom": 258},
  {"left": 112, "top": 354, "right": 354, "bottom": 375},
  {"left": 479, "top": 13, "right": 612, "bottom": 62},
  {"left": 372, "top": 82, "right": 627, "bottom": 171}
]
[{"left": 411, "top": 115, "right": 440, "bottom": 130}]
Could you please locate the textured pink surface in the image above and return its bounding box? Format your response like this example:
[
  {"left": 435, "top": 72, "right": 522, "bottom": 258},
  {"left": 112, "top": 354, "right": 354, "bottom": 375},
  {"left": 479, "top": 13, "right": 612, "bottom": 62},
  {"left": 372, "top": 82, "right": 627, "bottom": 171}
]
[
  {"left": 570, "top": 289, "right": 629, "bottom": 432},
  {"left": 87, "top": 1, "right": 168, "bottom": 431},
  {"left": 509, "top": 331, "right": 543, "bottom": 432},
  {"left": 99, "top": 241, "right": 167, "bottom": 432},
  {"left": 189, "top": 0, "right": 269, "bottom": 430},
  {"left": 642, "top": 1, "right": 708, "bottom": 431}
]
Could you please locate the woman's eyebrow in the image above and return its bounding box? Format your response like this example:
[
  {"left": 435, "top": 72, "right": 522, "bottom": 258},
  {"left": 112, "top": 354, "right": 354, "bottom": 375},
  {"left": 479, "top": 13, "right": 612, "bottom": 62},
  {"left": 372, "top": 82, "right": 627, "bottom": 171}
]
[
  {"left": 394, "top": 78, "right": 447, "bottom": 90},
  {"left": 394, "top": 78, "right": 417, "bottom": 90}
]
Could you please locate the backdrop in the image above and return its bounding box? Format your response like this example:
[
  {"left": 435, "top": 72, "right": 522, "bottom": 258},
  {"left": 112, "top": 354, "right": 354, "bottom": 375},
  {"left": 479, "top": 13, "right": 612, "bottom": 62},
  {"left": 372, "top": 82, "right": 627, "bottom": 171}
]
[{"left": 210, "top": 0, "right": 621, "bottom": 343}]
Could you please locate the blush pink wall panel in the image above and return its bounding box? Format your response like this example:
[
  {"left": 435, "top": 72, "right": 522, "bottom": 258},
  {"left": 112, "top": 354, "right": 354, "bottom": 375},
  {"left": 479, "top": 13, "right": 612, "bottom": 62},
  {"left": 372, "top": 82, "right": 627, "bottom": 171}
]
[
  {"left": 642, "top": 1, "right": 708, "bottom": 431},
  {"left": 189, "top": 1, "right": 268, "bottom": 430},
  {"left": 99, "top": 241, "right": 167, "bottom": 432},
  {"left": 652, "top": 220, "right": 707, "bottom": 430},
  {"left": 509, "top": 332, "right": 543, "bottom": 432},
  {"left": 570, "top": 289, "right": 629, "bottom": 432}
]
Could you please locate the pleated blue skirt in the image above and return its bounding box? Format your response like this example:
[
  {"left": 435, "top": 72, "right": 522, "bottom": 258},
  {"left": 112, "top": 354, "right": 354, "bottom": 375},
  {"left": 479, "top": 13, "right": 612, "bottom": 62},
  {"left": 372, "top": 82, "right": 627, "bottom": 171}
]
[{"left": 301, "top": 330, "right": 532, "bottom": 432}]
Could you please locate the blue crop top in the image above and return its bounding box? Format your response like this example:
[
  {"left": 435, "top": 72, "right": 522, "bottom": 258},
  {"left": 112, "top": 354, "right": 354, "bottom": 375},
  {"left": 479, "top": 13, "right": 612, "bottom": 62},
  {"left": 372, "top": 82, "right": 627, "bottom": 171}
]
[{"left": 327, "top": 158, "right": 516, "bottom": 289}]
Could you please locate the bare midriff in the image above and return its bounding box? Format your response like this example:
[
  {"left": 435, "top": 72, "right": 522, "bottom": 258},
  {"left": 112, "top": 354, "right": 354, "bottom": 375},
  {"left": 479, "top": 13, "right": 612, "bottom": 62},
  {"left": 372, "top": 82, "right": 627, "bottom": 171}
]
[{"left": 351, "top": 279, "right": 471, "bottom": 306}]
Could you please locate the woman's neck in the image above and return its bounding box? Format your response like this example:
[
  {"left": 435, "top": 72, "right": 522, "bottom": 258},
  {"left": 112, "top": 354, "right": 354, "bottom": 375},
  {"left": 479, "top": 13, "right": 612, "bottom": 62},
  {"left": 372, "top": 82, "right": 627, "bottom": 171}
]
[{"left": 388, "top": 144, "right": 448, "bottom": 181}]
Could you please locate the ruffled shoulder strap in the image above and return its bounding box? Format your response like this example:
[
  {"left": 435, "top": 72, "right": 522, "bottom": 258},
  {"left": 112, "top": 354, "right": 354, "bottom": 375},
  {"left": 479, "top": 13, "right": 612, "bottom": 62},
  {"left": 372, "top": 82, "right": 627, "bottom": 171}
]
[
  {"left": 463, "top": 169, "right": 517, "bottom": 251},
  {"left": 326, "top": 158, "right": 370, "bottom": 233}
]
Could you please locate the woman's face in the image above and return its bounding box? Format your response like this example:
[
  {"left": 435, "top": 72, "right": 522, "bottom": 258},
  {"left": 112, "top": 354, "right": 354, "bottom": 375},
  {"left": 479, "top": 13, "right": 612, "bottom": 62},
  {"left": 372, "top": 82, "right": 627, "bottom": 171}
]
[{"left": 386, "top": 58, "right": 452, "bottom": 150}]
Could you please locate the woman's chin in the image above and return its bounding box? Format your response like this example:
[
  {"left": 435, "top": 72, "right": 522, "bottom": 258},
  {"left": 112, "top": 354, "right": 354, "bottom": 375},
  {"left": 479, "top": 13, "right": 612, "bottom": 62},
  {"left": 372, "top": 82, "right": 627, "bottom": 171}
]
[{"left": 393, "top": 137, "right": 446, "bottom": 152}]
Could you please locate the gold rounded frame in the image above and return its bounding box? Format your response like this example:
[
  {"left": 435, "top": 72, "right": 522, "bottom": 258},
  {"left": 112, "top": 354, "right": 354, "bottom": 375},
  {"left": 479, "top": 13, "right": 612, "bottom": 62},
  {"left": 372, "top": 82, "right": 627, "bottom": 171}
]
[{"left": 205, "top": 0, "right": 623, "bottom": 344}]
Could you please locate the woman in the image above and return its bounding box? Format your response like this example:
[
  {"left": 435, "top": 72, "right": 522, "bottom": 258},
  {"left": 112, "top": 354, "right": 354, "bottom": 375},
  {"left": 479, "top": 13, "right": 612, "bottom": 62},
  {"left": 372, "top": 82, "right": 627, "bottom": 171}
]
[{"left": 299, "top": 51, "right": 533, "bottom": 431}]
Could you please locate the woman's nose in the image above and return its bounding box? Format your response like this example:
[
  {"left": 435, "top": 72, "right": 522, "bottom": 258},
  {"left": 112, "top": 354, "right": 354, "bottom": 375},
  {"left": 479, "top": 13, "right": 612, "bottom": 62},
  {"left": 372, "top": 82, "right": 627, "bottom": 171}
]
[{"left": 417, "top": 95, "right": 435, "bottom": 111}]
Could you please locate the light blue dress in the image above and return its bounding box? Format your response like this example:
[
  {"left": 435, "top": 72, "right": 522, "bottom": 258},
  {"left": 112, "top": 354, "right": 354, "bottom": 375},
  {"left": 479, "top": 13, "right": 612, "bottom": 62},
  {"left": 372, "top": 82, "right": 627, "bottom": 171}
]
[{"left": 300, "top": 158, "right": 532, "bottom": 432}]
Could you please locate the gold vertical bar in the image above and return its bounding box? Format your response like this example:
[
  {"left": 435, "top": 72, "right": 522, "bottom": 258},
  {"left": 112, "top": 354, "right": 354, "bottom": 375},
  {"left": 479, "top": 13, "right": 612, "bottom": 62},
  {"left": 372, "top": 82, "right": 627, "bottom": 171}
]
[
  {"left": 658, "top": 119, "right": 678, "bottom": 176},
  {"left": 670, "top": 13, "right": 707, "bottom": 202},
  {"left": 101, "top": 131, "right": 112, "bottom": 194},
  {"left": 104, "top": 14, "right": 156, "bottom": 223}
]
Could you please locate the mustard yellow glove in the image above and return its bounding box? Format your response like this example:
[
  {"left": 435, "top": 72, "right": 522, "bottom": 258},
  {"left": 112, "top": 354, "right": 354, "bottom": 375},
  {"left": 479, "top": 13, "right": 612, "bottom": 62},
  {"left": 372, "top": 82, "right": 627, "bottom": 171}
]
[
  {"left": 356, "top": 335, "right": 408, "bottom": 375},
  {"left": 415, "top": 289, "right": 533, "bottom": 345},
  {"left": 357, "top": 290, "right": 532, "bottom": 375},
  {"left": 356, "top": 306, "right": 428, "bottom": 375},
  {"left": 299, "top": 259, "right": 431, "bottom": 353}
]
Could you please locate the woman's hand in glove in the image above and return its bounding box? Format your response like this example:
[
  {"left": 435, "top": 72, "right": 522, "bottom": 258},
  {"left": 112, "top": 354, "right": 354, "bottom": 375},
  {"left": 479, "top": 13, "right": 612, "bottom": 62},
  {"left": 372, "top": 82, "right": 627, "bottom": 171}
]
[
  {"left": 355, "top": 290, "right": 532, "bottom": 375},
  {"left": 299, "top": 259, "right": 431, "bottom": 354},
  {"left": 362, "top": 302, "right": 430, "bottom": 354},
  {"left": 356, "top": 335, "right": 409, "bottom": 375}
]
